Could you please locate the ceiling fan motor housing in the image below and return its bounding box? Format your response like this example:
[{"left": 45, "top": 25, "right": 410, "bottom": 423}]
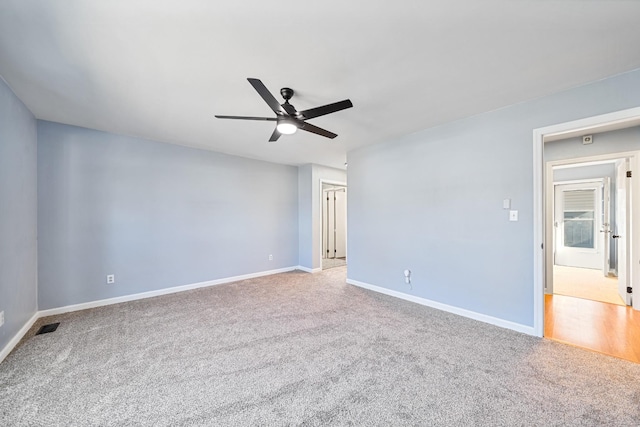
[{"left": 280, "top": 87, "right": 294, "bottom": 101}]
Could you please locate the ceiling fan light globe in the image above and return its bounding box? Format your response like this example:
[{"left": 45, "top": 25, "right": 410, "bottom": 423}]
[{"left": 276, "top": 122, "right": 297, "bottom": 135}]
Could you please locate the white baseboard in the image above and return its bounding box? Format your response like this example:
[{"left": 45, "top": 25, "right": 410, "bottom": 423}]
[
  {"left": 1, "top": 266, "right": 297, "bottom": 364},
  {"left": 346, "top": 278, "right": 536, "bottom": 336},
  {"left": 0, "top": 312, "right": 39, "bottom": 364},
  {"left": 296, "top": 265, "right": 322, "bottom": 273},
  {"left": 39, "top": 266, "right": 298, "bottom": 317}
]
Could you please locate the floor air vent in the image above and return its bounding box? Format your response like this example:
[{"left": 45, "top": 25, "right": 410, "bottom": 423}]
[{"left": 36, "top": 323, "right": 60, "bottom": 335}]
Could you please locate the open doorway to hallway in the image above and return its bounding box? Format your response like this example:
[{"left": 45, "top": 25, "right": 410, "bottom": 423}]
[
  {"left": 541, "top": 126, "right": 640, "bottom": 362},
  {"left": 551, "top": 161, "right": 627, "bottom": 307},
  {"left": 322, "top": 183, "right": 347, "bottom": 270}
]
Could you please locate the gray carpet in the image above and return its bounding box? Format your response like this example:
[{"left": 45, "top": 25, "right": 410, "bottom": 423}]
[{"left": 2, "top": 267, "right": 640, "bottom": 426}]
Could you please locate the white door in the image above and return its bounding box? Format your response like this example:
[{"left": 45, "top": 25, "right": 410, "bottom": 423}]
[
  {"left": 323, "top": 190, "right": 336, "bottom": 259},
  {"left": 334, "top": 190, "right": 347, "bottom": 258},
  {"left": 601, "top": 177, "right": 612, "bottom": 276},
  {"left": 322, "top": 190, "right": 328, "bottom": 259},
  {"left": 554, "top": 181, "right": 604, "bottom": 270},
  {"left": 328, "top": 192, "right": 336, "bottom": 258},
  {"left": 323, "top": 189, "right": 347, "bottom": 259},
  {"left": 615, "top": 159, "right": 631, "bottom": 305}
]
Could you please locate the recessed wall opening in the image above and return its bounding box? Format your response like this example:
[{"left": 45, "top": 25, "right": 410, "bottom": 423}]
[
  {"left": 321, "top": 182, "right": 347, "bottom": 270},
  {"left": 533, "top": 107, "right": 640, "bottom": 362}
]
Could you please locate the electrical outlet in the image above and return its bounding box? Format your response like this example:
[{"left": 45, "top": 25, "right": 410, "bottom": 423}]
[
  {"left": 269, "top": 254, "right": 273, "bottom": 261},
  {"left": 106, "top": 274, "right": 115, "bottom": 284},
  {"left": 0, "top": 311, "right": 4, "bottom": 327}
]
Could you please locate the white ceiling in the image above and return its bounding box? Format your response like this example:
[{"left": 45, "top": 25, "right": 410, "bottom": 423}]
[{"left": 1, "top": 1, "right": 640, "bottom": 169}]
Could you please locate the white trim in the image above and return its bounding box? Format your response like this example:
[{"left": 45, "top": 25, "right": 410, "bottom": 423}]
[
  {"left": 533, "top": 106, "right": 640, "bottom": 337},
  {"left": 296, "top": 265, "right": 322, "bottom": 274},
  {"left": 346, "top": 278, "right": 536, "bottom": 336},
  {"left": 628, "top": 154, "right": 640, "bottom": 310},
  {"left": 38, "top": 266, "right": 298, "bottom": 317},
  {"left": 553, "top": 178, "right": 606, "bottom": 186},
  {"left": 0, "top": 312, "right": 39, "bottom": 364},
  {"left": 547, "top": 151, "right": 640, "bottom": 168},
  {"left": 540, "top": 107, "right": 640, "bottom": 141},
  {"left": 554, "top": 159, "right": 618, "bottom": 169},
  {"left": 0, "top": 267, "right": 298, "bottom": 363}
]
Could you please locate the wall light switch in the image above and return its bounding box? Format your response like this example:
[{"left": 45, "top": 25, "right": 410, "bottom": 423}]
[
  {"left": 503, "top": 198, "right": 511, "bottom": 209},
  {"left": 509, "top": 210, "right": 518, "bottom": 221}
]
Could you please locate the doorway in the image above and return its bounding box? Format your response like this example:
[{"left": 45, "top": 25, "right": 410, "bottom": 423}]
[
  {"left": 551, "top": 166, "right": 625, "bottom": 306},
  {"left": 322, "top": 183, "right": 347, "bottom": 270},
  {"left": 545, "top": 153, "right": 639, "bottom": 361},
  {"left": 534, "top": 108, "right": 640, "bottom": 334},
  {"left": 546, "top": 153, "right": 637, "bottom": 304},
  {"left": 534, "top": 110, "right": 640, "bottom": 361}
]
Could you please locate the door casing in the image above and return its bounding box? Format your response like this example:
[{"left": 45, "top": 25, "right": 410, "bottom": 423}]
[{"left": 615, "top": 159, "right": 632, "bottom": 305}]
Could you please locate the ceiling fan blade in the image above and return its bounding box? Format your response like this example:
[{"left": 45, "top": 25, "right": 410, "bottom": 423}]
[
  {"left": 247, "top": 78, "right": 284, "bottom": 114},
  {"left": 299, "top": 99, "right": 353, "bottom": 120},
  {"left": 298, "top": 121, "right": 338, "bottom": 139},
  {"left": 269, "top": 127, "right": 281, "bottom": 142},
  {"left": 215, "top": 115, "right": 277, "bottom": 121}
]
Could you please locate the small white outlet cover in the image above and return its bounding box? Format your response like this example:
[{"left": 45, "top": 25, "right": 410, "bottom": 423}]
[
  {"left": 503, "top": 198, "right": 511, "bottom": 209},
  {"left": 509, "top": 210, "right": 519, "bottom": 221},
  {"left": 0, "top": 311, "right": 4, "bottom": 327},
  {"left": 404, "top": 269, "right": 411, "bottom": 284},
  {"left": 269, "top": 254, "right": 273, "bottom": 261},
  {"left": 107, "top": 274, "right": 115, "bottom": 284}
]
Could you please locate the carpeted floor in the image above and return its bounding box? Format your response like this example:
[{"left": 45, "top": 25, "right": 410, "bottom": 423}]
[{"left": 2, "top": 267, "right": 640, "bottom": 426}]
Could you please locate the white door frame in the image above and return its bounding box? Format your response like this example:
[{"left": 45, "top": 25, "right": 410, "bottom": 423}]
[
  {"left": 614, "top": 159, "right": 633, "bottom": 305},
  {"left": 319, "top": 179, "right": 347, "bottom": 269},
  {"left": 533, "top": 106, "right": 640, "bottom": 337},
  {"left": 603, "top": 175, "right": 612, "bottom": 277}
]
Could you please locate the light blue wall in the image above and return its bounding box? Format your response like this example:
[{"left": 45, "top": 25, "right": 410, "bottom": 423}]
[
  {"left": 0, "top": 78, "right": 38, "bottom": 351},
  {"left": 297, "top": 164, "right": 313, "bottom": 269},
  {"left": 347, "top": 68, "right": 640, "bottom": 328},
  {"left": 546, "top": 126, "right": 640, "bottom": 162},
  {"left": 37, "top": 121, "right": 299, "bottom": 310}
]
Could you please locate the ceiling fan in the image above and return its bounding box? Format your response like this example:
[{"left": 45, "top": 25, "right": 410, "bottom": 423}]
[{"left": 215, "top": 78, "right": 353, "bottom": 142}]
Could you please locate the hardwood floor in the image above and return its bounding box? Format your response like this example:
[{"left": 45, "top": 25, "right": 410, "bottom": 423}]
[
  {"left": 553, "top": 265, "right": 624, "bottom": 306},
  {"left": 545, "top": 294, "right": 640, "bottom": 363}
]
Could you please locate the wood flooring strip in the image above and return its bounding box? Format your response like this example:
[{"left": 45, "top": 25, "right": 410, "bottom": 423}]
[{"left": 545, "top": 294, "right": 640, "bottom": 363}]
